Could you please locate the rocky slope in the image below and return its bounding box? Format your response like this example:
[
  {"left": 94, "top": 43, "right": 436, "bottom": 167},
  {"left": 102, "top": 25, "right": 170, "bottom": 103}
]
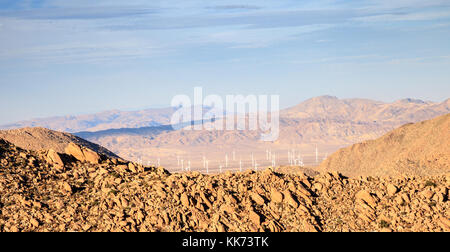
[
  {"left": 320, "top": 113, "right": 450, "bottom": 178},
  {"left": 0, "top": 139, "right": 448, "bottom": 232},
  {"left": 0, "top": 127, "right": 118, "bottom": 158}
]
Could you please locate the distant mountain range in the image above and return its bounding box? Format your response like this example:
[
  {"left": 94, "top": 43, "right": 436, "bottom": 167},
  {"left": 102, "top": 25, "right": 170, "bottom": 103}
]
[
  {"left": 1, "top": 96, "right": 449, "bottom": 170},
  {"left": 0, "top": 107, "right": 178, "bottom": 133},
  {"left": 2, "top": 96, "right": 448, "bottom": 133},
  {"left": 281, "top": 96, "right": 449, "bottom": 123}
]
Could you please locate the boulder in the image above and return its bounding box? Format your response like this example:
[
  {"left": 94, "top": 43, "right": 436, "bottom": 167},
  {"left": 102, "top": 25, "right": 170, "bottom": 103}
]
[
  {"left": 355, "top": 190, "right": 378, "bottom": 209},
  {"left": 65, "top": 143, "right": 85, "bottom": 162},
  {"left": 180, "top": 193, "right": 190, "bottom": 207},
  {"left": 387, "top": 184, "right": 398, "bottom": 196},
  {"left": 250, "top": 192, "right": 265, "bottom": 206},
  {"left": 283, "top": 190, "right": 299, "bottom": 208},
  {"left": 65, "top": 142, "right": 101, "bottom": 164},
  {"left": 82, "top": 148, "right": 100, "bottom": 164},
  {"left": 249, "top": 211, "right": 261, "bottom": 226},
  {"left": 128, "top": 162, "right": 137, "bottom": 173},
  {"left": 46, "top": 149, "right": 64, "bottom": 168},
  {"left": 61, "top": 182, "right": 72, "bottom": 194},
  {"left": 438, "top": 217, "right": 450, "bottom": 231},
  {"left": 270, "top": 188, "right": 284, "bottom": 203}
]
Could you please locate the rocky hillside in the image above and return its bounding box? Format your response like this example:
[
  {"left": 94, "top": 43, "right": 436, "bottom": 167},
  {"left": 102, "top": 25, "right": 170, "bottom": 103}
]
[
  {"left": 320, "top": 113, "right": 450, "bottom": 177},
  {"left": 0, "top": 127, "right": 118, "bottom": 158},
  {"left": 0, "top": 139, "right": 448, "bottom": 232}
]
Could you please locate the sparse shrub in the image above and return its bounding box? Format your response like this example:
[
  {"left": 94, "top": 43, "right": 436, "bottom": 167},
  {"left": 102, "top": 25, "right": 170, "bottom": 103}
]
[
  {"left": 379, "top": 220, "right": 390, "bottom": 229},
  {"left": 41, "top": 195, "right": 51, "bottom": 202},
  {"left": 109, "top": 189, "right": 119, "bottom": 196},
  {"left": 425, "top": 181, "right": 437, "bottom": 188},
  {"left": 110, "top": 171, "right": 120, "bottom": 178},
  {"left": 86, "top": 180, "right": 95, "bottom": 187}
]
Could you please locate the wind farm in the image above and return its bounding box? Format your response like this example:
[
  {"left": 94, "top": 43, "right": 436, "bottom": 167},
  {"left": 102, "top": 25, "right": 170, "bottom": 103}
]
[{"left": 139, "top": 146, "right": 326, "bottom": 174}]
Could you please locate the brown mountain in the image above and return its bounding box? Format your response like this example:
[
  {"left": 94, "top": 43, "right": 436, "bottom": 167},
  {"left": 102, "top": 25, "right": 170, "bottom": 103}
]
[
  {"left": 282, "top": 96, "right": 450, "bottom": 123},
  {"left": 319, "top": 113, "right": 450, "bottom": 177},
  {"left": 74, "top": 96, "right": 449, "bottom": 170},
  {"left": 1, "top": 96, "right": 448, "bottom": 171},
  {"left": 0, "top": 127, "right": 118, "bottom": 158}
]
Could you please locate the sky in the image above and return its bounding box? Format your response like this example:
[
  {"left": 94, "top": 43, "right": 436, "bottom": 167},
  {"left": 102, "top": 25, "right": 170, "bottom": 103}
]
[{"left": 0, "top": 0, "right": 450, "bottom": 124}]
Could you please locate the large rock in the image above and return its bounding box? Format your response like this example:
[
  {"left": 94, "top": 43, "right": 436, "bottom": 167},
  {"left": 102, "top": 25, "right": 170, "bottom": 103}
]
[
  {"left": 250, "top": 192, "right": 265, "bottom": 206},
  {"left": 82, "top": 148, "right": 100, "bottom": 164},
  {"left": 355, "top": 190, "right": 378, "bottom": 209},
  {"left": 46, "top": 149, "right": 64, "bottom": 168},
  {"left": 180, "top": 193, "right": 190, "bottom": 207},
  {"left": 439, "top": 217, "right": 450, "bottom": 231},
  {"left": 387, "top": 184, "right": 398, "bottom": 196},
  {"left": 64, "top": 142, "right": 100, "bottom": 164},
  {"left": 65, "top": 143, "right": 85, "bottom": 162},
  {"left": 270, "top": 188, "right": 284, "bottom": 203},
  {"left": 283, "top": 190, "right": 299, "bottom": 208},
  {"left": 249, "top": 211, "right": 261, "bottom": 226}
]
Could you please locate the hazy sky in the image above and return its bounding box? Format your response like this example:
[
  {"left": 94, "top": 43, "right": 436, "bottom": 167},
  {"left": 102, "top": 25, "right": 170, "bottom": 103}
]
[{"left": 1, "top": 0, "right": 450, "bottom": 124}]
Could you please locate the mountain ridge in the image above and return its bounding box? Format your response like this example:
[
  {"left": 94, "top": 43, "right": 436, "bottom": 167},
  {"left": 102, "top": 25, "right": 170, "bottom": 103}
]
[
  {"left": 71, "top": 97, "right": 449, "bottom": 168},
  {"left": 0, "top": 127, "right": 119, "bottom": 158},
  {"left": 2, "top": 96, "right": 448, "bottom": 133},
  {"left": 0, "top": 107, "right": 178, "bottom": 133},
  {"left": 1, "top": 96, "right": 448, "bottom": 170},
  {"left": 319, "top": 113, "right": 450, "bottom": 177}
]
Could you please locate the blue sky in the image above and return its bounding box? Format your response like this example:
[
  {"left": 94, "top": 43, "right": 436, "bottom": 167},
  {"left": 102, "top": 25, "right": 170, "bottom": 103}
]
[{"left": 0, "top": 0, "right": 450, "bottom": 124}]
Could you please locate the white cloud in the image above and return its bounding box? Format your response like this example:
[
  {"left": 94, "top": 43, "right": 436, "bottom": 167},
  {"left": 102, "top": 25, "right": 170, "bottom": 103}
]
[
  {"left": 0, "top": 16, "right": 166, "bottom": 64},
  {"left": 1, "top": 0, "right": 450, "bottom": 65},
  {"left": 353, "top": 10, "right": 450, "bottom": 22},
  {"left": 0, "top": 37, "right": 164, "bottom": 64},
  {"left": 363, "top": 0, "right": 450, "bottom": 10},
  {"left": 177, "top": 24, "right": 334, "bottom": 49},
  {"left": 291, "top": 54, "right": 387, "bottom": 65}
]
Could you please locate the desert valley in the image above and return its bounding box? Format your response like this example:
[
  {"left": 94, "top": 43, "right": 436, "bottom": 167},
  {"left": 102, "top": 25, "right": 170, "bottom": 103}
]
[
  {"left": 0, "top": 97, "right": 449, "bottom": 232},
  {"left": 2, "top": 96, "right": 449, "bottom": 173}
]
